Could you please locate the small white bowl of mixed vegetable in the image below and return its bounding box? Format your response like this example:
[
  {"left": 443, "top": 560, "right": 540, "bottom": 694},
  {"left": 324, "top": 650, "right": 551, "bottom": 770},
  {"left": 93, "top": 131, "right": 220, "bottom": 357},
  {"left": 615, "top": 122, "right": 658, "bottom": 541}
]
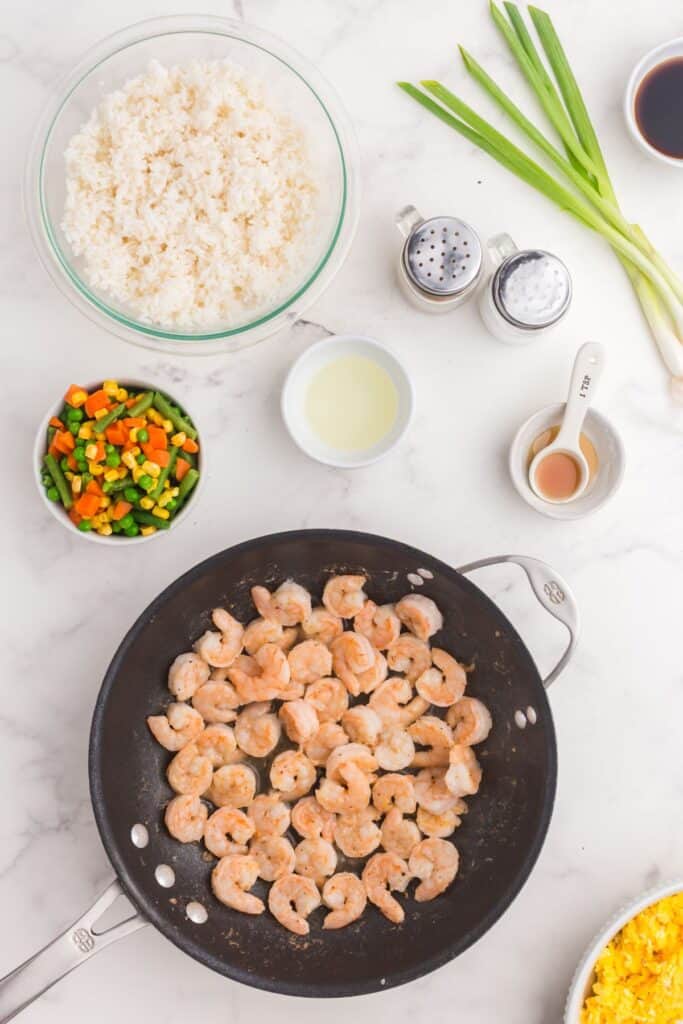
[{"left": 34, "top": 379, "right": 202, "bottom": 544}]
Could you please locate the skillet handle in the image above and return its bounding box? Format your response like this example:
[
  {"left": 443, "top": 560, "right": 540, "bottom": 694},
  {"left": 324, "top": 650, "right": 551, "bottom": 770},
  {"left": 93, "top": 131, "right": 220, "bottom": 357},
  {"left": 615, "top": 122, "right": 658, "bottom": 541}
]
[
  {"left": 456, "top": 554, "right": 579, "bottom": 688},
  {"left": 0, "top": 879, "right": 147, "bottom": 1023}
]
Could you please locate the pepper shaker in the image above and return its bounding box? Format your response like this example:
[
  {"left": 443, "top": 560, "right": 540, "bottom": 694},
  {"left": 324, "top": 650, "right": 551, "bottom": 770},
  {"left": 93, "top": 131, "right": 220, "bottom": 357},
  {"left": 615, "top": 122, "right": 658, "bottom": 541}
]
[{"left": 396, "top": 205, "right": 483, "bottom": 313}]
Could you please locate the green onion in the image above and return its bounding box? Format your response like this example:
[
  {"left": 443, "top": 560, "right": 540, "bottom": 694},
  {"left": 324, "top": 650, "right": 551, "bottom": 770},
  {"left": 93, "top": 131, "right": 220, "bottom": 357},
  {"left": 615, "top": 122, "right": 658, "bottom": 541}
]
[{"left": 398, "top": 2, "right": 683, "bottom": 388}]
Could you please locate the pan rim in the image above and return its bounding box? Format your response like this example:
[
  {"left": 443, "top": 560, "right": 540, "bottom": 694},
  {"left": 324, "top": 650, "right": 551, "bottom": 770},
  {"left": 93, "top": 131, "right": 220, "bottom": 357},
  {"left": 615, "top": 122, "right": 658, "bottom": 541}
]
[{"left": 88, "top": 528, "right": 558, "bottom": 997}]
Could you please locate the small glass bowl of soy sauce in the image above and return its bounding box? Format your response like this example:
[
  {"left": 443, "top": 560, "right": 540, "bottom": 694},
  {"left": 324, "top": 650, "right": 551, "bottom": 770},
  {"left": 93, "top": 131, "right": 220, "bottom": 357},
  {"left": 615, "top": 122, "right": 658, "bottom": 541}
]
[{"left": 625, "top": 38, "right": 683, "bottom": 165}]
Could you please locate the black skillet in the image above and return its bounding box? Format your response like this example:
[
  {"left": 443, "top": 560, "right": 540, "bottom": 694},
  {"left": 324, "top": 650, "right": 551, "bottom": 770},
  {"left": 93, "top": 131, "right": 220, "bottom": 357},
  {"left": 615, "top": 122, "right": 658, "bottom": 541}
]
[{"left": 0, "top": 530, "right": 578, "bottom": 1018}]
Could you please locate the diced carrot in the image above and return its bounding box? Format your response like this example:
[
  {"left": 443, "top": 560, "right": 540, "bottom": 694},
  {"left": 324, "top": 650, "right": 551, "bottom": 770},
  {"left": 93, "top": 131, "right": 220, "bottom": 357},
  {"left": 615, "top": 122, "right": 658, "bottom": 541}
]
[
  {"left": 84, "top": 389, "right": 109, "bottom": 417},
  {"left": 92, "top": 442, "right": 106, "bottom": 462},
  {"left": 111, "top": 500, "right": 132, "bottom": 522},
  {"left": 48, "top": 441, "right": 61, "bottom": 459},
  {"left": 105, "top": 424, "right": 127, "bottom": 446},
  {"left": 65, "top": 385, "right": 88, "bottom": 408},
  {"left": 154, "top": 449, "right": 169, "bottom": 468},
  {"left": 68, "top": 507, "right": 82, "bottom": 526},
  {"left": 122, "top": 417, "right": 146, "bottom": 429},
  {"left": 86, "top": 480, "right": 103, "bottom": 497},
  {"left": 53, "top": 430, "right": 76, "bottom": 454},
  {"left": 49, "top": 416, "right": 65, "bottom": 429},
  {"left": 182, "top": 437, "right": 199, "bottom": 454},
  {"left": 125, "top": 397, "right": 136, "bottom": 408},
  {"left": 75, "top": 493, "right": 101, "bottom": 518},
  {"left": 148, "top": 425, "right": 167, "bottom": 450},
  {"left": 67, "top": 454, "right": 78, "bottom": 471},
  {"left": 175, "top": 457, "right": 191, "bottom": 481}
]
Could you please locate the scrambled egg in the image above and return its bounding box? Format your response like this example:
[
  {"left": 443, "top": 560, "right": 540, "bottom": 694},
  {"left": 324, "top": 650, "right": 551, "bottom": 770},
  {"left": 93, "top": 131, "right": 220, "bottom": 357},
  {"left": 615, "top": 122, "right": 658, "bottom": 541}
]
[{"left": 582, "top": 892, "right": 683, "bottom": 1024}]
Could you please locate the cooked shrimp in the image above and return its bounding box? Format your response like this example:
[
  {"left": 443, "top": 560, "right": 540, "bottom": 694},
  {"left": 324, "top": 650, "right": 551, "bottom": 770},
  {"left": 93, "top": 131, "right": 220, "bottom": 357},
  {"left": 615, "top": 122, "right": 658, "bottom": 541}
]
[
  {"left": 369, "top": 677, "right": 414, "bottom": 726},
  {"left": 250, "top": 836, "right": 296, "bottom": 882},
  {"left": 395, "top": 594, "right": 443, "bottom": 641},
  {"left": 204, "top": 807, "right": 255, "bottom": 857},
  {"left": 331, "top": 632, "right": 375, "bottom": 697},
  {"left": 304, "top": 676, "right": 348, "bottom": 723},
  {"left": 415, "top": 649, "right": 467, "bottom": 707},
  {"left": 326, "top": 743, "right": 377, "bottom": 782},
  {"left": 207, "top": 764, "right": 257, "bottom": 808},
  {"left": 380, "top": 807, "right": 422, "bottom": 859},
  {"left": 386, "top": 635, "right": 432, "bottom": 683},
  {"left": 287, "top": 640, "right": 333, "bottom": 685},
  {"left": 446, "top": 697, "right": 492, "bottom": 746},
  {"left": 167, "top": 743, "right": 213, "bottom": 796},
  {"left": 278, "top": 699, "right": 319, "bottom": 745},
  {"left": 408, "top": 715, "right": 454, "bottom": 765},
  {"left": 196, "top": 724, "right": 241, "bottom": 767},
  {"left": 168, "top": 652, "right": 210, "bottom": 701},
  {"left": 291, "top": 796, "right": 336, "bottom": 843},
  {"left": 356, "top": 650, "right": 388, "bottom": 695},
  {"left": 409, "top": 838, "right": 459, "bottom": 901},
  {"left": 375, "top": 727, "right": 415, "bottom": 771},
  {"left": 268, "top": 874, "right": 320, "bottom": 936},
  {"left": 322, "top": 873, "right": 367, "bottom": 930},
  {"left": 251, "top": 580, "right": 312, "bottom": 627},
  {"left": 164, "top": 794, "right": 207, "bottom": 843},
  {"left": 147, "top": 702, "right": 204, "bottom": 751},
  {"left": 445, "top": 744, "right": 482, "bottom": 797},
  {"left": 372, "top": 773, "right": 416, "bottom": 815},
  {"left": 322, "top": 575, "right": 367, "bottom": 618},
  {"left": 334, "top": 808, "right": 381, "bottom": 859},
  {"left": 234, "top": 701, "right": 281, "bottom": 757},
  {"left": 294, "top": 838, "right": 337, "bottom": 883},
  {"left": 411, "top": 747, "right": 451, "bottom": 768},
  {"left": 317, "top": 762, "right": 371, "bottom": 815},
  {"left": 353, "top": 600, "right": 401, "bottom": 651},
  {"left": 247, "top": 793, "right": 291, "bottom": 837},
  {"left": 228, "top": 644, "right": 291, "bottom": 702},
  {"left": 194, "top": 608, "right": 244, "bottom": 668},
  {"left": 243, "top": 617, "right": 288, "bottom": 655},
  {"left": 362, "top": 852, "right": 411, "bottom": 924},
  {"left": 416, "top": 804, "right": 465, "bottom": 839},
  {"left": 211, "top": 854, "right": 264, "bottom": 915},
  {"left": 301, "top": 607, "right": 343, "bottom": 647},
  {"left": 269, "top": 750, "right": 316, "bottom": 801},
  {"left": 304, "top": 722, "right": 349, "bottom": 767},
  {"left": 341, "top": 706, "right": 383, "bottom": 747},
  {"left": 414, "top": 767, "right": 463, "bottom": 814},
  {"left": 192, "top": 681, "right": 241, "bottom": 724}
]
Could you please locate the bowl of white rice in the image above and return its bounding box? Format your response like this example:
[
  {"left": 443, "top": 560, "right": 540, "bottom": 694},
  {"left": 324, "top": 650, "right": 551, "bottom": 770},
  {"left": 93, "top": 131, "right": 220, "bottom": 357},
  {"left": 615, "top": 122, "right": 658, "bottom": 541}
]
[{"left": 25, "top": 15, "right": 360, "bottom": 354}]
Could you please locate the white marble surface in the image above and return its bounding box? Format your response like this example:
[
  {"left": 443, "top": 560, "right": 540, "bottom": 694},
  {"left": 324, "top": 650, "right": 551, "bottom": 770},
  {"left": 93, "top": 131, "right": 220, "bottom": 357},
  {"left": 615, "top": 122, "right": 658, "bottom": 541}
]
[{"left": 2, "top": 0, "right": 682, "bottom": 1021}]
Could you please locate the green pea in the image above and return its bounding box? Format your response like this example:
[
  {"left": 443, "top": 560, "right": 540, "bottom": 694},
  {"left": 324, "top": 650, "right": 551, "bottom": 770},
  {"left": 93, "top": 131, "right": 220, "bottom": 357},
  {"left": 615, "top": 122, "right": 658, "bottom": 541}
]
[
  {"left": 46, "top": 486, "right": 59, "bottom": 502},
  {"left": 165, "top": 498, "right": 178, "bottom": 512},
  {"left": 119, "top": 513, "right": 134, "bottom": 530},
  {"left": 78, "top": 519, "right": 92, "bottom": 532},
  {"left": 66, "top": 407, "right": 84, "bottom": 422},
  {"left": 124, "top": 487, "right": 140, "bottom": 503},
  {"left": 106, "top": 443, "right": 116, "bottom": 454},
  {"left": 102, "top": 481, "right": 113, "bottom": 494},
  {"left": 76, "top": 460, "right": 88, "bottom": 473},
  {"left": 137, "top": 428, "right": 149, "bottom": 443},
  {"left": 69, "top": 422, "right": 80, "bottom": 436},
  {"left": 60, "top": 457, "right": 70, "bottom": 472},
  {"left": 106, "top": 452, "right": 121, "bottom": 468},
  {"left": 136, "top": 453, "right": 146, "bottom": 465},
  {"left": 111, "top": 521, "right": 122, "bottom": 534},
  {"left": 124, "top": 523, "right": 140, "bottom": 537},
  {"left": 139, "top": 474, "right": 154, "bottom": 490}
]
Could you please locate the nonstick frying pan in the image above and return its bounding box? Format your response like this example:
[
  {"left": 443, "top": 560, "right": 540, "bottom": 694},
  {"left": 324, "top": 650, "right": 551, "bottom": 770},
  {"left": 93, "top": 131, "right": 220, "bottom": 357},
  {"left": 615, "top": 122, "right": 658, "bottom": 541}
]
[{"left": 0, "top": 530, "right": 578, "bottom": 1018}]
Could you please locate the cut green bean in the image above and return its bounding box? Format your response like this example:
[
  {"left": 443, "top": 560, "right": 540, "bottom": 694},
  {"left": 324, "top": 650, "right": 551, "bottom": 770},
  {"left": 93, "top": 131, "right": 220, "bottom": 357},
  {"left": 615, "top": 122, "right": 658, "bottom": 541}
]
[
  {"left": 126, "top": 391, "right": 154, "bottom": 418},
  {"left": 177, "top": 468, "right": 199, "bottom": 505},
  {"left": 44, "top": 453, "right": 73, "bottom": 510},
  {"left": 132, "top": 509, "right": 171, "bottom": 530},
  {"left": 95, "top": 402, "right": 126, "bottom": 433},
  {"left": 152, "top": 392, "right": 197, "bottom": 440},
  {"left": 151, "top": 446, "right": 179, "bottom": 501}
]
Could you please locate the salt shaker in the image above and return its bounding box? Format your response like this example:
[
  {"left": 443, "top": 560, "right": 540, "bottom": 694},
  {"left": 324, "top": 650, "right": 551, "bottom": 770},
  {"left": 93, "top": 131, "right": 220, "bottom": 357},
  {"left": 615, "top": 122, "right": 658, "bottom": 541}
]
[
  {"left": 396, "top": 205, "right": 483, "bottom": 313},
  {"left": 478, "top": 234, "right": 572, "bottom": 344}
]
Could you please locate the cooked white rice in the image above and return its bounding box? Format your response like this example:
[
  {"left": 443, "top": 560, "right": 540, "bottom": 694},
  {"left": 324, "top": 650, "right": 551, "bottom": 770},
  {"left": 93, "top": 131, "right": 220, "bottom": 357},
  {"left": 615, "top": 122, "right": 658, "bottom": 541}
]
[{"left": 61, "top": 59, "right": 319, "bottom": 330}]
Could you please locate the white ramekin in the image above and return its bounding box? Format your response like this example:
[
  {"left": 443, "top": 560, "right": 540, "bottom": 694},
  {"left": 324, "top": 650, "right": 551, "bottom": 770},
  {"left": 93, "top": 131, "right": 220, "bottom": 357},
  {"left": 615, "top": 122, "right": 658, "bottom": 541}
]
[
  {"left": 33, "top": 379, "right": 204, "bottom": 545},
  {"left": 624, "top": 38, "right": 683, "bottom": 166},
  {"left": 564, "top": 877, "right": 683, "bottom": 1022}
]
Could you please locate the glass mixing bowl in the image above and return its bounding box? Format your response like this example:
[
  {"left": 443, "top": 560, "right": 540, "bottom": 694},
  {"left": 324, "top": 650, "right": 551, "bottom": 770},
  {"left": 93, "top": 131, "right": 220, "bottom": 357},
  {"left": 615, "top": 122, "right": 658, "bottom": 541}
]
[{"left": 25, "top": 15, "right": 360, "bottom": 355}]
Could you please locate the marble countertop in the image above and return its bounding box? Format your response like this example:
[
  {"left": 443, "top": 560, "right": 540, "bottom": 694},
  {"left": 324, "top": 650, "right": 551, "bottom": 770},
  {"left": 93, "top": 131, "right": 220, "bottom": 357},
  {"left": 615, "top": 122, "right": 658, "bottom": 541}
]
[{"left": 2, "top": 0, "right": 682, "bottom": 1021}]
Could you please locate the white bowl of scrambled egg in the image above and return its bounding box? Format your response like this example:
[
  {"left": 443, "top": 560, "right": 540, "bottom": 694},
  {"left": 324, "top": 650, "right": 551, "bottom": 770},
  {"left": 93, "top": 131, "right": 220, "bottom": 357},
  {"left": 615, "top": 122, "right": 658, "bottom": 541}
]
[{"left": 565, "top": 878, "right": 683, "bottom": 1024}]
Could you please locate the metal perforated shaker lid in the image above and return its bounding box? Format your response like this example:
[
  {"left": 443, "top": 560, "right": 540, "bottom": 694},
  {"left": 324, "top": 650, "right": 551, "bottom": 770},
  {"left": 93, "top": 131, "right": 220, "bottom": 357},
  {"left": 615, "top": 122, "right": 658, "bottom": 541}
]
[
  {"left": 403, "top": 216, "right": 483, "bottom": 297},
  {"left": 493, "top": 249, "right": 572, "bottom": 329}
]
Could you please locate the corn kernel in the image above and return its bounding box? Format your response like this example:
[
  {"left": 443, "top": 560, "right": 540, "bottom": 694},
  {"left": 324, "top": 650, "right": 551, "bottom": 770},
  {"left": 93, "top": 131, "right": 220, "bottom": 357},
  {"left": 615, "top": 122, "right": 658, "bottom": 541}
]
[
  {"left": 129, "top": 445, "right": 141, "bottom": 457},
  {"left": 91, "top": 514, "right": 105, "bottom": 528},
  {"left": 95, "top": 433, "right": 105, "bottom": 442},
  {"left": 85, "top": 443, "right": 98, "bottom": 460},
  {"left": 162, "top": 419, "right": 173, "bottom": 433},
  {"left": 70, "top": 389, "right": 88, "bottom": 408},
  {"left": 140, "top": 497, "right": 154, "bottom": 510},
  {"left": 103, "top": 380, "right": 118, "bottom": 397},
  {"left": 100, "top": 496, "right": 111, "bottom": 509},
  {"left": 71, "top": 476, "right": 82, "bottom": 495},
  {"left": 140, "top": 526, "right": 157, "bottom": 537},
  {"left": 171, "top": 431, "right": 186, "bottom": 447},
  {"left": 98, "top": 524, "right": 113, "bottom": 537},
  {"left": 142, "top": 460, "right": 160, "bottom": 478},
  {"left": 122, "top": 452, "right": 137, "bottom": 471},
  {"left": 64, "top": 471, "right": 74, "bottom": 482},
  {"left": 116, "top": 388, "right": 128, "bottom": 402},
  {"left": 169, "top": 487, "right": 179, "bottom": 498},
  {"left": 89, "top": 463, "right": 105, "bottom": 477},
  {"left": 78, "top": 424, "right": 93, "bottom": 441},
  {"left": 118, "top": 467, "right": 128, "bottom": 479},
  {"left": 129, "top": 428, "right": 138, "bottom": 443},
  {"left": 157, "top": 490, "right": 173, "bottom": 508},
  {"left": 104, "top": 469, "right": 119, "bottom": 483},
  {"left": 147, "top": 409, "right": 164, "bottom": 426},
  {"left": 152, "top": 505, "right": 170, "bottom": 520},
  {"left": 94, "top": 408, "right": 109, "bottom": 421}
]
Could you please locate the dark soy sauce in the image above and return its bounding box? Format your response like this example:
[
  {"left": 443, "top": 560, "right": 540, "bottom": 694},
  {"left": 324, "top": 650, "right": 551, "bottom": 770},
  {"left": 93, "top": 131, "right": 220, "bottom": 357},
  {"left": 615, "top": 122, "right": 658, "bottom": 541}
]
[{"left": 635, "top": 57, "right": 683, "bottom": 158}]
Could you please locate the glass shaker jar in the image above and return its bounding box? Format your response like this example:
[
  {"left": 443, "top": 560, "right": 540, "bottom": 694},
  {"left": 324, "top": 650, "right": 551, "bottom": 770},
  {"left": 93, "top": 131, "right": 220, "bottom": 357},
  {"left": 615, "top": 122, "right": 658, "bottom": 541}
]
[
  {"left": 396, "top": 205, "right": 483, "bottom": 313},
  {"left": 478, "top": 234, "right": 572, "bottom": 344}
]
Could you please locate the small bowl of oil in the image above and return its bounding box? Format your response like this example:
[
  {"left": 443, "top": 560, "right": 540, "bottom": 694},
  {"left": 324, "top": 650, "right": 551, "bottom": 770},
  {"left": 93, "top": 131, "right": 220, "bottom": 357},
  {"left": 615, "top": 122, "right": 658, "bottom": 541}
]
[
  {"left": 281, "top": 334, "right": 414, "bottom": 468},
  {"left": 509, "top": 402, "right": 625, "bottom": 520}
]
